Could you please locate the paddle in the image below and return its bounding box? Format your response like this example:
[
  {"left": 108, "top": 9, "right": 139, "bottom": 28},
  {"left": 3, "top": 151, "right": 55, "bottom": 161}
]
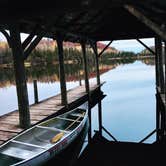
[{"left": 50, "top": 112, "right": 85, "bottom": 144}]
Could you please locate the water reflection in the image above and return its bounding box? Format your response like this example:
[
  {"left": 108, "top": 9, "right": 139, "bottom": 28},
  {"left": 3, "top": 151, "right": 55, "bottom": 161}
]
[
  {"left": 0, "top": 57, "right": 156, "bottom": 144},
  {"left": 0, "top": 58, "right": 154, "bottom": 88},
  {"left": 91, "top": 60, "right": 156, "bottom": 143}
]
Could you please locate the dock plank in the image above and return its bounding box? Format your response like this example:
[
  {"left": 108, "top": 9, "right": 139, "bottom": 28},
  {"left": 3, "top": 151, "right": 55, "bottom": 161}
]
[{"left": 0, "top": 84, "right": 102, "bottom": 145}]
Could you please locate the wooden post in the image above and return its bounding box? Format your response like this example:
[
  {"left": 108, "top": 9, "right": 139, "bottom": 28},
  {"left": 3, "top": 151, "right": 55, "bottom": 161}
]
[
  {"left": 56, "top": 36, "right": 68, "bottom": 106},
  {"left": 78, "top": 71, "right": 82, "bottom": 86},
  {"left": 158, "top": 41, "right": 165, "bottom": 93},
  {"left": 94, "top": 42, "right": 100, "bottom": 85},
  {"left": 155, "top": 38, "right": 160, "bottom": 88},
  {"left": 164, "top": 42, "right": 166, "bottom": 94},
  {"left": 93, "top": 42, "right": 103, "bottom": 135},
  {"left": 156, "top": 94, "right": 160, "bottom": 142},
  {"left": 33, "top": 80, "right": 38, "bottom": 104},
  {"left": 9, "top": 25, "right": 30, "bottom": 129},
  {"left": 81, "top": 42, "right": 89, "bottom": 93},
  {"left": 81, "top": 41, "right": 91, "bottom": 141}
]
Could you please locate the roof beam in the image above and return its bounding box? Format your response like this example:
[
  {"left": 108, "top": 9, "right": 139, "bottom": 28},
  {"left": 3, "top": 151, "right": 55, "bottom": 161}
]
[
  {"left": 0, "top": 28, "right": 12, "bottom": 47},
  {"left": 24, "top": 35, "right": 43, "bottom": 60},
  {"left": 98, "top": 40, "right": 113, "bottom": 57},
  {"left": 124, "top": 5, "right": 166, "bottom": 41},
  {"left": 136, "top": 38, "right": 156, "bottom": 55},
  {"left": 22, "top": 26, "right": 40, "bottom": 50}
]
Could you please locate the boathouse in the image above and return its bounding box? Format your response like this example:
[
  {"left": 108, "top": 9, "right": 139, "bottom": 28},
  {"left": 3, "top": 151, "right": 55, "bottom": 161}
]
[{"left": 0, "top": 0, "right": 165, "bottom": 165}]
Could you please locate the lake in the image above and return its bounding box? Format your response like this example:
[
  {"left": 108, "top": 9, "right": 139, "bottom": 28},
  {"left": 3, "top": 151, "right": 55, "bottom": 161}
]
[{"left": 0, "top": 58, "right": 156, "bottom": 143}]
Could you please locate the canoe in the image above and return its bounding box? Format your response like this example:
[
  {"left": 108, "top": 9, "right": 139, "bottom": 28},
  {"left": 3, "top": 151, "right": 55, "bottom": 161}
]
[{"left": 0, "top": 103, "right": 88, "bottom": 166}]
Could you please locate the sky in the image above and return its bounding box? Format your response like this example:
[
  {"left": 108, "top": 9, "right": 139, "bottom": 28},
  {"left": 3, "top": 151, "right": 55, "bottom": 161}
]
[
  {"left": 102, "top": 38, "right": 154, "bottom": 53},
  {"left": 0, "top": 32, "right": 154, "bottom": 53}
]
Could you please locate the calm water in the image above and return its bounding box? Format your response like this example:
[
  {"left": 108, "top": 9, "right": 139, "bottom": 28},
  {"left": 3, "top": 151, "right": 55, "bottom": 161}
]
[
  {"left": 0, "top": 59, "right": 156, "bottom": 143},
  {"left": 91, "top": 60, "right": 156, "bottom": 143}
]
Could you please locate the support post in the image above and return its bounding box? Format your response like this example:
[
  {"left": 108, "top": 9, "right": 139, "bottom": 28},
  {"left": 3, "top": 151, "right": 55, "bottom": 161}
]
[
  {"left": 90, "top": 41, "right": 103, "bottom": 135},
  {"left": 81, "top": 42, "right": 89, "bottom": 93},
  {"left": 158, "top": 40, "right": 165, "bottom": 93},
  {"left": 9, "top": 25, "right": 30, "bottom": 129},
  {"left": 56, "top": 36, "right": 68, "bottom": 106},
  {"left": 33, "top": 80, "right": 38, "bottom": 104},
  {"left": 155, "top": 38, "right": 165, "bottom": 93},
  {"left": 81, "top": 41, "right": 91, "bottom": 142},
  {"left": 155, "top": 38, "right": 160, "bottom": 87}
]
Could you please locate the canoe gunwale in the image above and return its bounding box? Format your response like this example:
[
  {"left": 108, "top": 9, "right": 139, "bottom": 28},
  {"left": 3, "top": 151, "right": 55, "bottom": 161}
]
[{"left": 0, "top": 104, "right": 88, "bottom": 166}]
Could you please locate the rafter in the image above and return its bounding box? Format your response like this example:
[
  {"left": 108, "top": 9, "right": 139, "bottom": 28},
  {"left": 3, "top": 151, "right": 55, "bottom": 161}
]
[
  {"left": 124, "top": 5, "right": 166, "bottom": 41},
  {"left": 24, "top": 35, "right": 43, "bottom": 60},
  {"left": 136, "top": 38, "right": 155, "bottom": 55},
  {"left": 0, "top": 28, "right": 12, "bottom": 47},
  {"left": 98, "top": 40, "right": 113, "bottom": 57}
]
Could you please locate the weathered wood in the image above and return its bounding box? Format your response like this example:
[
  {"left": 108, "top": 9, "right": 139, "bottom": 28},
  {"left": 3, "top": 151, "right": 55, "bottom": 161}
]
[
  {"left": 81, "top": 41, "right": 92, "bottom": 142},
  {"left": 9, "top": 24, "right": 30, "bottom": 129},
  {"left": 124, "top": 5, "right": 166, "bottom": 41},
  {"left": 98, "top": 40, "right": 113, "bottom": 57},
  {"left": 0, "top": 28, "right": 12, "bottom": 48},
  {"left": 33, "top": 80, "right": 39, "bottom": 104},
  {"left": 155, "top": 38, "right": 160, "bottom": 87},
  {"left": 81, "top": 42, "right": 89, "bottom": 93},
  {"left": 139, "top": 129, "right": 157, "bottom": 143},
  {"left": 136, "top": 38, "right": 156, "bottom": 55},
  {"left": 0, "top": 84, "right": 102, "bottom": 145},
  {"left": 98, "top": 101, "right": 102, "bottom": 135},
  {"left": 90, "top": 41, "right": 101, "bottom": 85},
  {"left": 155, "top": 38, "right": 165, "bottom": 93},
  {"left": 56, "top": 36, "right": 68, "bottom": 106},
  {"left": 158, "top": 40, "right": 165, "bottom": 93},
  {"left": 24, "top": 35, "right": 43, "bottom": 60},
  {"left": 22, "top": 26, "right": 39, "bottom": 50}
]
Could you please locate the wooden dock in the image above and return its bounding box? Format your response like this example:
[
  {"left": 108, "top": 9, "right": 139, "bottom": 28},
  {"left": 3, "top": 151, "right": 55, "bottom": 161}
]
[{"left": 0, "top": 83, "right": 103, "bottom": 145}]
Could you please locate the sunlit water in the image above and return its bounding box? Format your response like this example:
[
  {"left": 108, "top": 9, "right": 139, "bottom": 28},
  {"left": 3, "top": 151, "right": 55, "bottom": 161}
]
[{"left": 0, "top": 60, "right": 156, "bottom": 143}]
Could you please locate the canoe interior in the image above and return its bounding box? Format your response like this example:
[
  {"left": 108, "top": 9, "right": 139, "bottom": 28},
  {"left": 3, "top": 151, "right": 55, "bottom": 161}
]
[
  {"left": 0, "top": 153, "right": 23, "bottom": 165},
  {"left": 0, "top": 108, "right": 86, "bottom": 166}
]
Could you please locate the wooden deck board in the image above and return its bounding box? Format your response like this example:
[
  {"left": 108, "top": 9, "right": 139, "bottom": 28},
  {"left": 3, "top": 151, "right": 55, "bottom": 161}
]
[{"left": 0, "top": 84, "right": 101, "bottom": 145}]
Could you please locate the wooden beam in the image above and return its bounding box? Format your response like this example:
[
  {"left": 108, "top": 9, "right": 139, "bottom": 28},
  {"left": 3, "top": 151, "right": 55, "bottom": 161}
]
[
  {"left": 136, "top": 38, "right": 156, "bottom": 55},
  {"left": 81, "top": 42, "right": 89, "bottom": 93},
  {"left": 9, "top": 24, "right": 30, "bottom": 129},
  {"left": 124, "top": 5, "right": 166, "bottom": 41},
  {"left": 0, "top": 28, "right": 12, "bottom": 48},
  {"left": 22, "top": 26, "right": 39, "bottom": 50},
  {"left": 24, "top": 35, "right": 43, "bottom": 60},
  {"left": 98, "top": 40, "right": 113, "bottom": 57},
  {"left": 81, "top": 41, "right": 92, "bottom": 142},
  {"left": 139, "top": 129, "right": 157, "bottom": 143},
  {"left": 155, "top": 38, "right": 165, "bottom": 93},
  {"left": 89, "top": 41, "right": 100, "bottom": 85},
  {"left": 158, "top": 39, "right": 165, "bottom": 93},
  {"left": 56, "top": 36, "right": 68, "bottom": 106},
  {"left": 33, "top": 80, "right": 39, "bottom": 104},
  {"left": 22, "top": 33, "right": 35, "bottom": 50},
  {"left": 155, "top": 38, "right": 160, "bottom": 87}
]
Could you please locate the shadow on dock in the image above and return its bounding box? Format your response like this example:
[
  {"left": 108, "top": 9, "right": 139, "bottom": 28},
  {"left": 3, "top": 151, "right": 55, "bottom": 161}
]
[{"left": 75, "top": 132, "right": 165, "bottom": 166}]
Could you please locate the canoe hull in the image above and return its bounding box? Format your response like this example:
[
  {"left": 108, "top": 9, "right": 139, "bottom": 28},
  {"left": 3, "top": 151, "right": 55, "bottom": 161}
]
[{"left": 11, "top": 108, "right": 88, "bottom": 166}]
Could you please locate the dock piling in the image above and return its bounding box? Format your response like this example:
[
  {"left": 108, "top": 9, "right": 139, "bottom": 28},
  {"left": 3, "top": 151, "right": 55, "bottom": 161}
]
[
  {"left": 9, "top": 24, "right": 30, "bottom": 129},
  {"left": 33, "top": 80, "right": 39, "bottom": 104},
  {"left": 56, "top": 35, "right": 68, "bottom": 107}
]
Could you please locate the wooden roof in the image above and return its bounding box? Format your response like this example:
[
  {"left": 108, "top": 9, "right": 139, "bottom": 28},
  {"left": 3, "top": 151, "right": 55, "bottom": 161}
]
[{"left": 0, "top": 0, "right": 166, "bottom": 41}]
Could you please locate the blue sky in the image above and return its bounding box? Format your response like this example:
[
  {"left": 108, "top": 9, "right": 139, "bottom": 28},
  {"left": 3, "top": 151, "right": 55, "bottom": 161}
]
[
  {"left": 0, "top": 32, "right": 154, "bottom": 53},
  {"left": 102, "top": 38, "right": 154, "bottom": 53}
]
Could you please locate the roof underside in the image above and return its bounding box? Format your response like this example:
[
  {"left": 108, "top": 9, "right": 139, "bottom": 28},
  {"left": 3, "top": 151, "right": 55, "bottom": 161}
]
[{"left": 0, "top": 0, "right": 166, "bottom": 42}]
